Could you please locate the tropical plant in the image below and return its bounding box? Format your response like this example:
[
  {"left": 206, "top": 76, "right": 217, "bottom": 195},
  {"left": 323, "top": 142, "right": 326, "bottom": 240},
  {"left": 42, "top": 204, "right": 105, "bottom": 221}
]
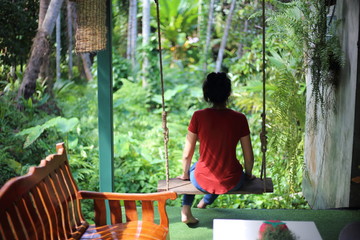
[
  {"left": 0, "top": 0, "right": 316, "bottom": 211},
  {"left": 17, "top": 116, "right": 79, "bottom": 148},
  {"left": 0, "top": 0, "right": 38, "bottom": 68},
  {"left": 151, "top": 0, "right": 199, "bottom": 61},
  {"left": 269, "top": 0, "right": 343, "bottom": 124}
]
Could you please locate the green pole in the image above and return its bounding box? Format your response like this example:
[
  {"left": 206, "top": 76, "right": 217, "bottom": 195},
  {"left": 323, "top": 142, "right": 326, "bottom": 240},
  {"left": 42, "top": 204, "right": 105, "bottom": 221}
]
[{"left": 97, "top": 0, "right": 113, "bottom": 223}]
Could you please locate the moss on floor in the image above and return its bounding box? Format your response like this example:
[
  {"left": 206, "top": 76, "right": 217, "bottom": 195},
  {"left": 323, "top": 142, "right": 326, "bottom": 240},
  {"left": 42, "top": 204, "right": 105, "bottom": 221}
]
[{"left": 166, "top": 207, "right": 360, "bottom": 240}]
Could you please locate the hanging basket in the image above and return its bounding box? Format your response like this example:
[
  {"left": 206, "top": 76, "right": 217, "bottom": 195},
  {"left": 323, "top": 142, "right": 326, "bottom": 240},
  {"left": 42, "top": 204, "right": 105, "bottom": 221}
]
[{"left": 74, "top": 0, "right": 107, "bottom": 53}]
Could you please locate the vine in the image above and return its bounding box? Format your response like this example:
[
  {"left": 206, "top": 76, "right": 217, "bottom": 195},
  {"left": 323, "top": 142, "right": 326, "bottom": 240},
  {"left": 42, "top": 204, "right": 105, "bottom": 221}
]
[
  {"left": 271, "top": 0, "right": 343, "bottom": 126},
  {"left": 304, "top": 0, "right": 343, "bottom": 124}
]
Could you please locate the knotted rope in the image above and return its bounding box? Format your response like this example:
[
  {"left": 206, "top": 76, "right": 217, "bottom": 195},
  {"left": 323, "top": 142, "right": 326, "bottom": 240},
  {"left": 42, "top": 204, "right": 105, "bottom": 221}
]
[
  {"left": 154, "top": 0, "right": 170, "bottom": 191},
  {"left": 260, "top": 0, "right": 268, "bottom": 192}
]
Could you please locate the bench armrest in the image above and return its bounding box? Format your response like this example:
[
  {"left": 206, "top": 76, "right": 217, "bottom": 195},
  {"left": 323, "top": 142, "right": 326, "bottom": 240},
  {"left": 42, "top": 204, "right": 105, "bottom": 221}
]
[
  {"left": 77, "top": 190, "right": 177, "bottom": 227},
  {"left": 78, "top": 190, "right": 177, "bottom": 201}
]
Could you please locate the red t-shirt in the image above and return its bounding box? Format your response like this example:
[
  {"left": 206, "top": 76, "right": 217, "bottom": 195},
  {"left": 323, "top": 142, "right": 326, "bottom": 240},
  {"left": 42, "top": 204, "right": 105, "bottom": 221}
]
[{"left": 188, "top": 108, "right": 250, "bottom": 194}]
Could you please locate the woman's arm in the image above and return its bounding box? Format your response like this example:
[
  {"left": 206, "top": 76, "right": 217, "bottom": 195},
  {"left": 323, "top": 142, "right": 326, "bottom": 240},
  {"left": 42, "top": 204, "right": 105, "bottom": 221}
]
[
  {"left": 240, "top": 134, "right": 255, "bottom": 180},
  {"left": 178, "top": 131, "right": 197, "bottom": 180}
]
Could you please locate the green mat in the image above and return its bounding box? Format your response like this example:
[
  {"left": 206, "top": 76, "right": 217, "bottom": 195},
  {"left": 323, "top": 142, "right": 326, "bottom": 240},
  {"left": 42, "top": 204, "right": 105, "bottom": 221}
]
[{"left": 165, "top": 207, "right": 360, "bottom": 240}]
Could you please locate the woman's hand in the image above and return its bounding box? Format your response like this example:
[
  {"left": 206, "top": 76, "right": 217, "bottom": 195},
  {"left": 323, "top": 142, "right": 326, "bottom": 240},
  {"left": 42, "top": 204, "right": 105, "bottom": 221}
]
[
  {"left": 177, "top": 173, "right": 190, "bottom": 180},
  {"left": 245, "top": 173, "right": 256, "bottom": 181}
]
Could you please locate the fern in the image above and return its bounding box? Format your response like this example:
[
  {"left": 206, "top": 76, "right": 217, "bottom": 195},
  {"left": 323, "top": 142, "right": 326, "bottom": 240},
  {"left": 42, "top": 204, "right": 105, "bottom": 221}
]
[{"left": 269, "top": 0, "right": 343, "bottom": 126}]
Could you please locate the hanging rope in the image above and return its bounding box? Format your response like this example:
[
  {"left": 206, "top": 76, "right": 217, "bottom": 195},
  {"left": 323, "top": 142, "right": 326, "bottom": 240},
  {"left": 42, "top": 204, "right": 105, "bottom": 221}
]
[
  {"left": 154, "top": 0, "right": 170, "bottom": 191},
  {"left": 260, "top": 0, "right": 268, "bottom": 192}
]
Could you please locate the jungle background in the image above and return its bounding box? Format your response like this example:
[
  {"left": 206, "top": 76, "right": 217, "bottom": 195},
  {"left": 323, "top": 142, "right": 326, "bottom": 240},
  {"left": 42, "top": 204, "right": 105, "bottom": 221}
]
[{"left": 1, "top": 0, "right": 327, "bottom": 218}]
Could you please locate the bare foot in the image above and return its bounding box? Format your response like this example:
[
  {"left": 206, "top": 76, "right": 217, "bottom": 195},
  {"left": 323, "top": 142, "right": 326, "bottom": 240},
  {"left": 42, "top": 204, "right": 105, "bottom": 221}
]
[
  {"left": 181, "top": 215, "right": 199, "bottom": 224},
  {"left": 197, "top": 198, "right": 207, "bottom": 209},
  {"left": 181, "top": 205, "right": 199, "bottom": 225}
]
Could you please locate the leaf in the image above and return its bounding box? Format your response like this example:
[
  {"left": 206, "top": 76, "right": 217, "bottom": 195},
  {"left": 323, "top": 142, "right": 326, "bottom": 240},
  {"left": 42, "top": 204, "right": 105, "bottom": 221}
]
[
  {"left": 23, "top": 125, "right": 44, "bottom": 148},
  {"left": 119, "top": 141, "right": 130, "bottom": 158},
  {"left": 17, "top": 117, "right": 79, "bottom": 148},
  {"left": 152, "top": 94, "right": 162, "bottom": 104},
  {"left": 55, "top": 117, "right": 79, "bottom": 133},
  {"left": 2, "top": 159, "right": 22, "bottom": 174},
  {"left": 68, "top": 134, "right": 79, "bottom": 149}
]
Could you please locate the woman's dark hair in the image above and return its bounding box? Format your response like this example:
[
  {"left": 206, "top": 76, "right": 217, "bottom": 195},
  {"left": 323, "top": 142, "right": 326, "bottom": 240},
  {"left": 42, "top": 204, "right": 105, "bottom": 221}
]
[{"left": 202, "top": 72, "right": 232, "bottom": 104}]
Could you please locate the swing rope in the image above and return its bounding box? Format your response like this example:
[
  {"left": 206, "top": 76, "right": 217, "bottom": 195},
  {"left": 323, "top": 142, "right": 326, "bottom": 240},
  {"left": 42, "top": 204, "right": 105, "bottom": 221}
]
[
  {"left": 154, "top": 0, "right": 269, "bottom": 193},
  {"left": 154, "top": 0, "right": 170, "bottom": 191},
  {"left": 260, "top": 0, "right": 268, "bottom": 192}
]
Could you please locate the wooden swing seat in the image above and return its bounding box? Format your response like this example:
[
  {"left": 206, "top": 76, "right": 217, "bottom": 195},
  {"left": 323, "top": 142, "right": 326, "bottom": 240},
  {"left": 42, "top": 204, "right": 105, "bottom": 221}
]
[{"left": 157, "top": 177, "right": 273, "bottom": 195}]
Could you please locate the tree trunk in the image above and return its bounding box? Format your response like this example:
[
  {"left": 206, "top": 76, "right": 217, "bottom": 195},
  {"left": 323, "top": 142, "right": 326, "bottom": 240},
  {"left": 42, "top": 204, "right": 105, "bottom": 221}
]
[
  {"left": 17, "top": 0, "right": 64, "bottom": 101},
  {"left": 80, "top": 53, "right": 93, "bottom": 81},
  {"left": 38, "top": 0, "right": 50, "bottom": 29},
  {"left": 126, "top": 4, "right": 132, "bottom": 60},
  {"left": 67, "top": 0, "right": 74, "bottom": 79},
  {"left": 197, "top": 0, "right": 203, "bottom": 39},
  {"left": 70, "top": 3, "right": 93, "bottom": 82},
  {"left": 203, "top": 0, "right": 216, "bottom": 73},
  {"left": 237, "top": 18, "right": 248, "bottom": 59},
  {"left": 215, "top": 0, "right": 236, "bottom": 72},
  {"left": 56, "top": 13, "right": 61, "bottom": 81},
  {"left": 39, "top": 0, "right": 51, "bottom": 82},
  {"left": 142, "top": 0, "right": 150, "bottom": 87},
  {"left": 127, "top": 0, "right": 137, "bottom": 69}
]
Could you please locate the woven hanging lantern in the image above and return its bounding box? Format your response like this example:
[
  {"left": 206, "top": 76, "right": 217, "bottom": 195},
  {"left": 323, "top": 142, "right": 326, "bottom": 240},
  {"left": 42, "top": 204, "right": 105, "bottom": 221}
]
[{"left": 75, "top": 0, "right": 107, "bottom": 53}]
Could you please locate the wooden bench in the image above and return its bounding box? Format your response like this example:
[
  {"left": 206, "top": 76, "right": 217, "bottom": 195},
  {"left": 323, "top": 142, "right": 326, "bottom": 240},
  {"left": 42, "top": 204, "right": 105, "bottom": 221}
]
[{"left": 0, "top": 143, "right": 177, "bottom": 240}]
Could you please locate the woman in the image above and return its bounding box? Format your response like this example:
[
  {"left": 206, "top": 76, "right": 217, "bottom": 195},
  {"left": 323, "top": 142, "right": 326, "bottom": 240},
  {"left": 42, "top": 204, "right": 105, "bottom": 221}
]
[{"left": 178, "top": 72, "right": 255, "bottom": 224}]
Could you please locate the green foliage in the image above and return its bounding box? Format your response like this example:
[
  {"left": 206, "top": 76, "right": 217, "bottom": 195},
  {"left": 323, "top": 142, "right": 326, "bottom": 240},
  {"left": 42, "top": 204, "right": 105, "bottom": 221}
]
[
  {"left": 112, "top": 78, "right": 198, "bottom": 193},
  {"left": 0, "top": 91, "right": 63, "bottom": 187},
  {"left": 0, "top": 0, "right": 38, "bottom": 67},
  {"left": 261, "top": 227, "right": 298, "bottom": 240},
  {"left": 150, "top": 0, "right": 200, "bottom": 62},
  {"left": 0, "top": 158, "right": 21, "bottom": 187},
  {"left": 269, "top": 0, "right": 343, "bottom": 123},
  {"left": 0, "top": 0, "right": 320, "bottom": 212},
  {"left": 152, "top": 0, "right": 199, "bottom": 47},
  {"left": 221, "top": 1, "right": 309, "bottom": 209},
  {"left": 17, "top": 116, "right": 79, "bottom": 148}
]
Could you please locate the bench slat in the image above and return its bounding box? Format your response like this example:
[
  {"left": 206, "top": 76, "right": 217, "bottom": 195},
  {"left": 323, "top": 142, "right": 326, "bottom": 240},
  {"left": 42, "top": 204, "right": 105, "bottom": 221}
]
[
  {"left": 0, "top": 212, "right": 15, "bottom": 239},
  {"left": 49, "top": 170, "right": 73, "bottom": 238},
  {"left": 22, "top": 194, "right": 41, "bottom": 240},
  {"left": 31, "top": 186, "right": 55, "bottom": 239},
  {"left": 13, "top": 204, "right": 30, "bottom": 240},
  {"left": 109, "top": 200, "right": 123, "bottom": 224},
  {"left": 94, "top": 199, "right": 107, "bottom": 226},
  {"left": 43, "top": 175, "right": 64, "bottom": 239},
  {"left": 61, "top": 163, "right": 85, "bottom": 227},
  {"left": 27, "top": 191, "right": 47, "bottom": 240},
  {"left": 16, "top": 197, "right": 37, "bottom": 240},
  {"left": 81, "top": 221, "right": 168, "bottom": 240},
  {"left": 142, "top": 200, "right": 155, "bottom": 223},
  {"left": 158, "top": 200, "right": 169, "bottom": 228},
  {"left": 124, "top": 200, "right": 138, "bottom": 222},
  {"left": 57, "top": 164, "right": 78, "bottom": 230},
  {"left": 7, "top": 205, "right": 29, "bottom": 240}
]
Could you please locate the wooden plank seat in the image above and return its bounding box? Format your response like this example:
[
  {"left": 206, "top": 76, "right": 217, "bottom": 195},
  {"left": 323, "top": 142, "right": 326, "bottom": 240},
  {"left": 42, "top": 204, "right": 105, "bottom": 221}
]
[
  {"left": 157, "top": 177, "right": 273, "bottom": 195},
  {"left": 0, "top": 143, "right": 177, "bottom": 240}
]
